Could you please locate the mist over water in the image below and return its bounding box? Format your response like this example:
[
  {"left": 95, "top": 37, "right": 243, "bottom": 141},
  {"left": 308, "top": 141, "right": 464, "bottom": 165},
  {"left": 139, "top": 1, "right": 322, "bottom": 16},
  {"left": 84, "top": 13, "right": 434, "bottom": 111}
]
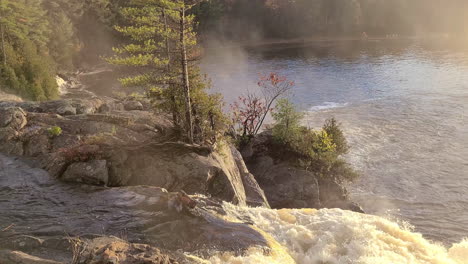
[{"left": 201, "top": 39, "right": 468, "bottom": 244}]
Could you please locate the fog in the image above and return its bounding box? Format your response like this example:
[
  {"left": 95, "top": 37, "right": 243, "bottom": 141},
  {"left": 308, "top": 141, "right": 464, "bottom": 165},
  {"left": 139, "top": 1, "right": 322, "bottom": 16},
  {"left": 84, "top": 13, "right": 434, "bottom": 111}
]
[{"left": 196, "top": 0, "right": 468, "bottom": 40}]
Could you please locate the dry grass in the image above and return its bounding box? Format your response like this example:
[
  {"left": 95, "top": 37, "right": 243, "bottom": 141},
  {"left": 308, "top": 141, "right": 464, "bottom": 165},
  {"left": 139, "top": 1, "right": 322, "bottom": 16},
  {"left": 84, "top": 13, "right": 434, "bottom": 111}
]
[{"left": 67, "top": 237, "right": 87, "bottom": 264}]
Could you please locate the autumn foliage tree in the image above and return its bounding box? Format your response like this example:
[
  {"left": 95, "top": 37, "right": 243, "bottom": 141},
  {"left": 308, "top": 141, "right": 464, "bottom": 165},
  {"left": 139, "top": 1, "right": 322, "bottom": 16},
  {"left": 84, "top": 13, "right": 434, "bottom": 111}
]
[
  {"left": 231, "top": 94, "right": 269, "bottom": 137},
  {"left": 231, "top": 72, "right": 294, "bottom": 139}
]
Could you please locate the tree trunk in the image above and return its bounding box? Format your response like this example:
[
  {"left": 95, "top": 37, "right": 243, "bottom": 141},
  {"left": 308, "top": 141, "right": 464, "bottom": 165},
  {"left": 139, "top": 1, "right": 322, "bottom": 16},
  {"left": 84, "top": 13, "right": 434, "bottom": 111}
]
[
  {"left": 180, "top": 7, "right": 194, "bottom": 143},
  {"left": 162, "top": 9, "right": 178, "bottom": 125},
  {"left": 1, "top": 24, "right": 6, "bottom": 67}
]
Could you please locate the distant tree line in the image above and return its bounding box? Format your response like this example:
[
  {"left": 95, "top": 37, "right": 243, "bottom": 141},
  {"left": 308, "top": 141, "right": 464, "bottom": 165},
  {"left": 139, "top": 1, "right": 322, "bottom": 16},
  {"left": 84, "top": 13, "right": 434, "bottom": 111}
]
[
  {"left": 2, "top": 0, "right": 467, "bottom": 100},
  {"left": 193, "top": 0, "right": 468, "bottom": 40}
]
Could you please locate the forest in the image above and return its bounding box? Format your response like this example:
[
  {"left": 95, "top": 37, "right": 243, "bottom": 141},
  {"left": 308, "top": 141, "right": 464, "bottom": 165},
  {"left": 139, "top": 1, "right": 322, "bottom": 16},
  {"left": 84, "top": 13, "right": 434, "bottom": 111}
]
[
  {"left": 0, "top": 0, "right": 467, "bottom": 100},
  {"left": 0, "top": 0, "right": 119, "bottom": 100},
  {"left": 194, "top": 0, "right": 468, "bottom": 39}
]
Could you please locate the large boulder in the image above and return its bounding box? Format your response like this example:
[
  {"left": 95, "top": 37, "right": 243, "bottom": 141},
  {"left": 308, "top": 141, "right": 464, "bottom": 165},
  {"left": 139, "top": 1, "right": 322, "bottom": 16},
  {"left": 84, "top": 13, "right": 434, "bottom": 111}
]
[
  {"left": 242, "top": 131, "right": 362, "bottom": 212},
  {"left": 0, "top": 98, "right": 269, "bottom": 208},
  {"left": 62, "top": 160, "right": 109, "bottom": 185},
  {"left": 0, "top": 107, "right": 28, "bottom": 155},
  {"left": 106, "top": 142, "right": 269, "bottom": 208},
  {"left": 0, "top": 154, "right": 273, "bottom": 263},
  {"left": 41, "top": 100, "right": 77, "bottom": 115},
  {"left": 231, "top": 146, "right": 270, "bottom": 208},
  {"left": 123, "top": 100, "right": 144, "bottom": 111},
  {"left": 247, "top": 155, "right": 321, "bottom": 209},
  {"left": 0, "top": 107, "right": 27, "bottom": 130}
]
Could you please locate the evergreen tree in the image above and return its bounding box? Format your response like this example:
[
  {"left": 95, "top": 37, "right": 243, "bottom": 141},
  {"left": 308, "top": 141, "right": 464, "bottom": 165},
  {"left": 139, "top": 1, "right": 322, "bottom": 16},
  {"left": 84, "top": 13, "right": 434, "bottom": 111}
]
[
  {"left": 43, "top": 0, "right": 75, "bottom": 70},
  {"left": 108, "top": 0, "right": 224, "bottom": 144},
  {"left": 0, "top": 0, "right": 58, "bottom": 100},
  {"left": 0, "top": 0, "right": 50, "bottom": 49}
]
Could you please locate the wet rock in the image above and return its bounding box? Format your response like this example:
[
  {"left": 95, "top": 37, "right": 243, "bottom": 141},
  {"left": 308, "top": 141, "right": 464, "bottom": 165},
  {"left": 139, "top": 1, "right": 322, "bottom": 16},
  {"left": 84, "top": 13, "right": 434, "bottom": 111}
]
[
  {"left": 231, "top": 146, "right": 269, "bottom": 208},
  {"left": 318, "top": 177, "right": 365, "bottom": 213},
  {"left": 41, "top": 237, "right": 72, "bottom": 250},
  {"left": 107, "top": 142, "right": 237, "bottom": 201},
  {"left": 0, "top": 154, "right": 272, "bottom": 263},
  {"left": 84, "top": 237, "right": 179, "bottom": 264},
  {"left": 107, "top": 142, "right": 269, "bottom": 207},
  {"left": 243, "top": 131, "right": 361, "bottom": 212},
  {"left": 0, "top": 235, "right": 44, "bottom": 250},
  {"left": 248, "top": 159, "right": 321, "bottom": 209},
  {"left": 62, "top": 160, "right": 109, "bottom": 185},
  {"left": 0, "top": 250, "right": 64, "bottom": 264},
  {"left": 0, "top": 97, "right": 268, "bottom": 208}
]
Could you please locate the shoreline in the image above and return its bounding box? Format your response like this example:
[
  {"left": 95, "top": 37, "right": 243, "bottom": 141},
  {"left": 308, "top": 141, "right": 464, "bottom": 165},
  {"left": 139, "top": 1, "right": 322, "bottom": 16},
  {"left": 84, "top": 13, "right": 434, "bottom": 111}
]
[{"left": 203, "top": 34, "right": 463, "bottom": 50}]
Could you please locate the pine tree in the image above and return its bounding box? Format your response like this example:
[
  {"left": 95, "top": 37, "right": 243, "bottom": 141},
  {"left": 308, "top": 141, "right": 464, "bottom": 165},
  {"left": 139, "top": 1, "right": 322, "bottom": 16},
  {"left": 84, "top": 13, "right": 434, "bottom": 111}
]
[
  {"left": 43, "top": 0, "right": 75, "bottom": 70},
  {"left": 0, "top": 0, "right": 58, "bottom": 100},
  {"left": 108, "top": 0, "right": 222, "bottom": 144},
  {"left": 0, "top": 0, "right": 50, "bottom": 49}
]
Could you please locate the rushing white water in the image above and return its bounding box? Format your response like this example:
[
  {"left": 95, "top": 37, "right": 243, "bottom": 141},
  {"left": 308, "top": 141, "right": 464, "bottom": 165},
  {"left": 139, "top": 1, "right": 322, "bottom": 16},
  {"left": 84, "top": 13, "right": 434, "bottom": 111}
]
[
  {"left": 56, "top": 76, "right": 68, "bottom": 95},
  {"left": 202, "top": 204, "right": 468, "bottom": 264},
  {"left": 202, "top": 39, "right": 468, "bottom": 244}
]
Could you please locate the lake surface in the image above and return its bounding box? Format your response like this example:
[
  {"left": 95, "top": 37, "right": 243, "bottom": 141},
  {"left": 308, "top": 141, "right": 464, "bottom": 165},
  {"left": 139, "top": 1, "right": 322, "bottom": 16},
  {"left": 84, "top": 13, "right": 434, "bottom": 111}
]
[{"left": 201, "top": 39, "right": 468, "bottom": 245}]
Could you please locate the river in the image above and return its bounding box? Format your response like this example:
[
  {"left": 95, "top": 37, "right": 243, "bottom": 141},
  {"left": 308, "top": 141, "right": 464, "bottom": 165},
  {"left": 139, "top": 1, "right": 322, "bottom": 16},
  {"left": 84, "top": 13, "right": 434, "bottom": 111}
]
[
  {"left": 1, "top": 38, "right": 468, "bottom": 263},
  {"left": 201, "top": 38, "right": 468, "bottom": 245}
]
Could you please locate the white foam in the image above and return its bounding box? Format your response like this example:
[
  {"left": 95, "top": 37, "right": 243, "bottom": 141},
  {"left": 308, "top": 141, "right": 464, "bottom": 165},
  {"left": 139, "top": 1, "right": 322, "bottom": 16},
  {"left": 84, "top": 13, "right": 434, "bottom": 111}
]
[
  {"left": 55, "top": 76, "right": 68, "bottom": 95},
  {"left": 309, "top": 102, "right": 348, "bottom": 112},
  {"left": 201, "top": 205, "right": 468, "bottom": 264}
]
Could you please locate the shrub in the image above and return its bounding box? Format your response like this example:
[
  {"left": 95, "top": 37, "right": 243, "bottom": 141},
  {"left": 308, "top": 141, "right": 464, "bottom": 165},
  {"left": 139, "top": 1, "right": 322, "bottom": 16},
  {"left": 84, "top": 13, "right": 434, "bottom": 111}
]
[
  {"left": 48, "top": 126, "right": 62, "bottom": 137},
  {"left": 270, "top": 100, "right": 358, "bottom": 182},
  {"left": 231, "top": 73, "right": 294, "bottom": 138},
  {"left": 231, "top": 94, "right": 268, "bottom": 138},
  {"left": 323, "top": 117, "right": 349, "bottom": 155},
  {"left": 272, "top": 98, "right": 303, "bottom": 143}
]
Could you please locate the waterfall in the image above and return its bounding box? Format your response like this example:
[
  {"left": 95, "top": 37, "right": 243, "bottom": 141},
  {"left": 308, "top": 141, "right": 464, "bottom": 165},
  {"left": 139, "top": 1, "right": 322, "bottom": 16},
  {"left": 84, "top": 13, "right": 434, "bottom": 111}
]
[{"left": 199, "top": 204, "right": 468, "bottom": 264}]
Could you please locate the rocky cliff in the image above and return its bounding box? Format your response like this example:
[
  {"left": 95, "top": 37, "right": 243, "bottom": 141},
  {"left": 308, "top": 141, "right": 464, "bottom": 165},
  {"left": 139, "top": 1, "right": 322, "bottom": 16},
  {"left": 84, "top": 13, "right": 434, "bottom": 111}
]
[
  {"left": 0, "top": 153, "right": 273, "bottom": 264},
  {"left": 0, "top": 95, "right": 268, "bottom": 208},
  {"left": 241, "top": 131, "right": 364, "bottom": 213},
  {"left": 0, "top": 74, "right": 364, "bottom": 263}
]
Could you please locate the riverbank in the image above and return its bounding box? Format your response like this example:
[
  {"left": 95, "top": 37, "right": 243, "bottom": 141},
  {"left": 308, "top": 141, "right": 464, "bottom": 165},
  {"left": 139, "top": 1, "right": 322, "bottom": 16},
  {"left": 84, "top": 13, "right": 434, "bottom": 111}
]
[
  {"left": 202, "top": 34, "right": 461, "bottom": 51},
  {"left": 1, "top": 69, "right": 468, "bottom": 263},
  {"left": 201, "top": 38, "right": 468, "bottom": 245},
  {"left": 1, "top": 153, "right": 467, "bottom": 263},
  {"left": 0, "top": 73, "right": 361, "bottom": 263}
]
